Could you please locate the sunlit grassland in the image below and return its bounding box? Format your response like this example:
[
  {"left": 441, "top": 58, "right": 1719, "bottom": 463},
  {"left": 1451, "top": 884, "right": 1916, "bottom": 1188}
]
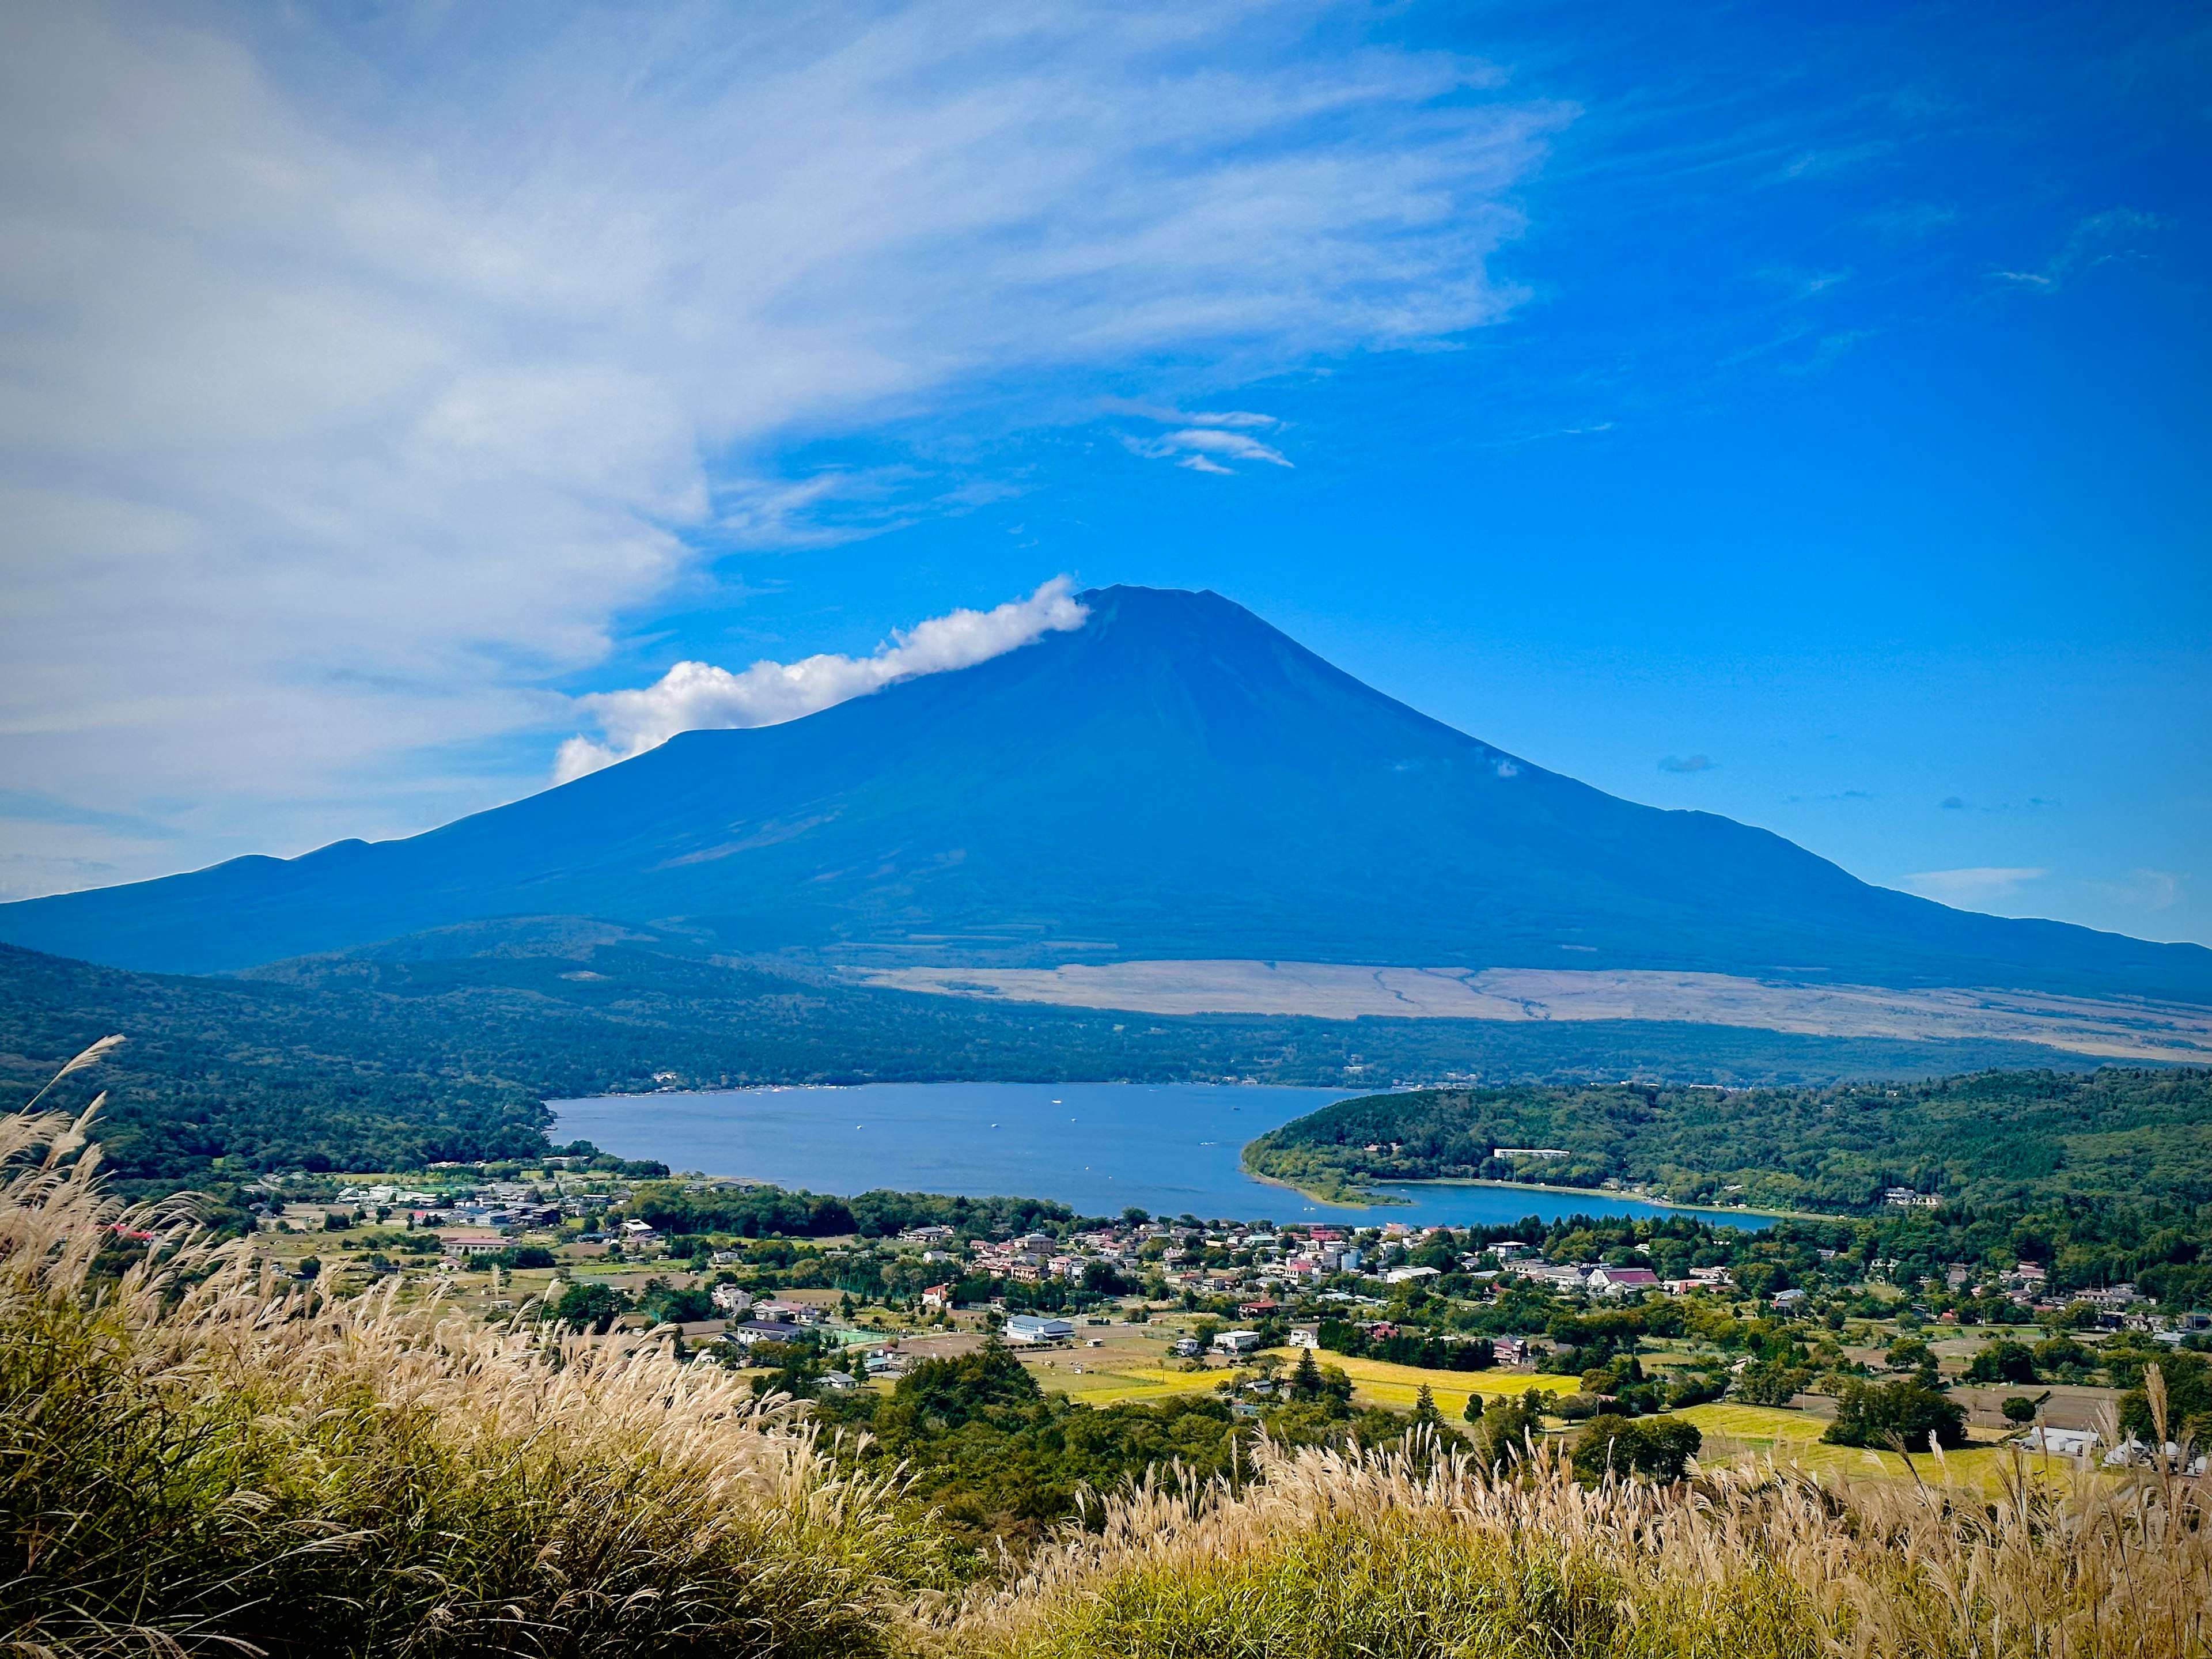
[{"left": 0, "top": 1069, "right": 952, "bottom": 1657}]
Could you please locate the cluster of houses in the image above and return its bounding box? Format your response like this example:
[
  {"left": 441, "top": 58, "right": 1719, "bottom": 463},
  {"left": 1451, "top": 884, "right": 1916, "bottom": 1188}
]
[
  {"left": 1873, "top": 1256, "right": 2193, "bottom": 1332},
  {"left": 1506, "top": 1259, "right": 1736, "bottom": 1298},
  {"left": 913, "top": 1217, "right": 1388, "bottom": 1309},
  {"left": 904, "top": 1217, "right": 1797, "bottom": 1316},
  {"left": 328, "top": 1176, "right": 613, "bottom": 1234},
  {"left": 1883, "top": 1187, "right": 1944, "bottom": 1208}
]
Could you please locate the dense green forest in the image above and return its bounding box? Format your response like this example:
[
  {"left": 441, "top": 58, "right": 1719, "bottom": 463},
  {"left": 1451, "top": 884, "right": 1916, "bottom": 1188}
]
[
  {"left": 1, "top": 932, "right": 2104, "bottom": 1190},
  {"left": 1244, "top": 1069, "right": 2212, "bottom": 1214}
]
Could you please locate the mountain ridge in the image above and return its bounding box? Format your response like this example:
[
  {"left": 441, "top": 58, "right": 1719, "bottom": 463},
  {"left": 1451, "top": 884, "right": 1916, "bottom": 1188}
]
[{"left": 3, "top": 585, "right": 2206, "bottom": 1003}]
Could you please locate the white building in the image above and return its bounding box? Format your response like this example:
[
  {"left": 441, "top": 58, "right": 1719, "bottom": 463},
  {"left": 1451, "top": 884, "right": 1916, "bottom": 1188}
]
[{"left": 1004, "top": 1313, "right": 1075, "bottom": 1344}]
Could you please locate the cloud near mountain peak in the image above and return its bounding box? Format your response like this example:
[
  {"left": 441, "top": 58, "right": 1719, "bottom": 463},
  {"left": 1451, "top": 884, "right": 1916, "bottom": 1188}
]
[{"left": 553, "top": 578, "right": 1087, "bottom": 782}]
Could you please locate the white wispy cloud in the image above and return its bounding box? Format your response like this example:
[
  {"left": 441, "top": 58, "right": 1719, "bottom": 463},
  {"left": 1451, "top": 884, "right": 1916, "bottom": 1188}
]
[
  {"left": 1900, "top": 867, "right": 2050, "bottom": 907},
  {"left": 0, "top": 2, "right": 1563, "bottom": 890},
  {"left": 1120, "top": 406, "right": 1294, "bottom": 474},
  {"left": 554, "top": 577, "right": 1088, "bottom": 781},
  {"left": 1994, "top": 207, "right": 2166, "bottom": 291}
]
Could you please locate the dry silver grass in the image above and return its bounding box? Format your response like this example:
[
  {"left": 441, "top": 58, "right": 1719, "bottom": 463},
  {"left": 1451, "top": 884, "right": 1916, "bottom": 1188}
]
[
  {"left": 940, "top": 1422, "right": 2212, "bottom": 1659},
  {"left": 0, "top": 1046, "right": 947, "bottom": 1658}
]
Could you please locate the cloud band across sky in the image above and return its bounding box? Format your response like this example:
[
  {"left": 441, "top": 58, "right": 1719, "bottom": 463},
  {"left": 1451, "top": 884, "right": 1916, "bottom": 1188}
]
[{"left": 0, "top": 0, "right": 1562, "bottom": 899}]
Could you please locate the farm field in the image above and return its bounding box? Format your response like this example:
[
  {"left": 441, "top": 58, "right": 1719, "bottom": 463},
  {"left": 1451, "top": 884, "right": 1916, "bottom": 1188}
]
[
  {"left": 1673, "top": 1401, "right": 2077, "bottom": 1489},
  {"left": 1017, "top": 1325, "right": 1225, "bottom": 1405},
  {"left": 1262, "top": 1348, "right": 1569, "bottom": 1419}
]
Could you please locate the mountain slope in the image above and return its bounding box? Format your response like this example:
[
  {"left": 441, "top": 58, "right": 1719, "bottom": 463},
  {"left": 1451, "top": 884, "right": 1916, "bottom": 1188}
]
[{"left": 2, "top": 586, "right": 2206, "bottom": 1001}]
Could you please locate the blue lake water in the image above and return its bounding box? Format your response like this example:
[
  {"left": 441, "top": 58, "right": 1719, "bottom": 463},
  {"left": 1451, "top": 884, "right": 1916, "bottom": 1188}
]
[{"left": 551, "top": 1082, "right": 1768, "bottom": 1232}]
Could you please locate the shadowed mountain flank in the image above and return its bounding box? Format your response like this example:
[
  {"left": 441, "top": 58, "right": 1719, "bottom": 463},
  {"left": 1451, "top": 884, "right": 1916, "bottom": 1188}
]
[{"left": 2, "top": 586, "right": 2206, "bottom": 1004}]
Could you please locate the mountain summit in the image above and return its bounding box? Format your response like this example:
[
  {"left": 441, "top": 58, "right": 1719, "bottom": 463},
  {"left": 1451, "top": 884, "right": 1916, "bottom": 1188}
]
[{"left": 4, "top": 585, "right": 2206, "bottom": 1000}]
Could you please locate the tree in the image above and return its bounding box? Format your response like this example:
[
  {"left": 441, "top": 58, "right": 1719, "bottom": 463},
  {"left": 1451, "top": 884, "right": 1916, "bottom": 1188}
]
[
  {"left": 1412, "top": 1385, "right": 1442, "bottom": 1427},
  {"left": 1082, "top": 1259, "right": 1134, "bottom": 1296},
  {"left": 2001, "top": 1395, "right": 2040, "bottom": 1426},
  {"left": 1472, "top": 1389, "right": 1550, "bottom": 1472},
  {"left": 2119, "top": 1354, "right": 2212, "bottom": 1451},
  {"left": 1734, "top": 1358, "right": 1813, "bottom": 1406},
  {"left": 1884, "top": 1338, "right": 1933, "bottom": 1370},
  {"left": 547, "top": 1280, "right": 628, "bottom": 1335},
  {"left": 1965, "top": 1342, "right": 2037, "bottom": 1385},
  {"left": 1571, "top": 1414, "right": 1702, "bottom": 1484},
  {"left": 1289, "top": 1349, "right": 1324, "bottom": 1402},
  {"left": 1463, "top": 1391, "right": 1486, "bottom": 1425},
  {"left": 1823, "top": 1377, "right": 1967, "bottom": 1450}
]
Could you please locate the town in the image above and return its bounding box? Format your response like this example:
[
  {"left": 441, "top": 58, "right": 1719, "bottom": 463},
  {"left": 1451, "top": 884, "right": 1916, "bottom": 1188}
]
[{"left": 219, "top": 1153, "right": 2210, "bottom": 1506}]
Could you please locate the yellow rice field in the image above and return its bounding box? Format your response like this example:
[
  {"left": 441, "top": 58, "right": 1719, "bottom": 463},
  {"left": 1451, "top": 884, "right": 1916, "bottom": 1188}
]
[{"left": 1271, "top": 1348, "right": 1574, "bottom": 1419}]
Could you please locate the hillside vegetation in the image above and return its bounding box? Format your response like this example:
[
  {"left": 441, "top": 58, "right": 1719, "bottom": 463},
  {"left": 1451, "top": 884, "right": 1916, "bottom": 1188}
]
[
  {"left": 0, "top": 937, "right": 2099, "bottom": 1193},
  {"left": 1244, "top": 1068, "right": 2212, "bottom": 1214}
]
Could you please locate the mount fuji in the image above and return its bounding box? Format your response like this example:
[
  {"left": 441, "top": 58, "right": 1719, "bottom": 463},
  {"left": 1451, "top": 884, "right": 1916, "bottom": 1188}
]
[{"left": 3, "top": 586, "right": 2205, "bottom": 1010}]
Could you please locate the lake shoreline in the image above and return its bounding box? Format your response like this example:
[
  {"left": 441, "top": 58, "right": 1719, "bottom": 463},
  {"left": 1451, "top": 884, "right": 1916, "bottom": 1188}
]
[
  {"left": 1244, "top": 1162, "right": 1812, "bottom": 1223},
  {"left": 1379, "top": 1176, "right": 1821, "bottom": 1224}
]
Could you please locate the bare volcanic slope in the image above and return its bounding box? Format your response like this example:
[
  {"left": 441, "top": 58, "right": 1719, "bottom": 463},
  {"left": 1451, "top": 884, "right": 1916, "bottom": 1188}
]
[{"left": 1, "top": 585, "right": 2206, "bottom": 1004}]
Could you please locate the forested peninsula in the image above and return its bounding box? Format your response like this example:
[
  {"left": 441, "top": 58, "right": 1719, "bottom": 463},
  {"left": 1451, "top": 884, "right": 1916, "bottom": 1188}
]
[{"left": 1243, "top": 1069, "right": 2212, "bottom": 1215}]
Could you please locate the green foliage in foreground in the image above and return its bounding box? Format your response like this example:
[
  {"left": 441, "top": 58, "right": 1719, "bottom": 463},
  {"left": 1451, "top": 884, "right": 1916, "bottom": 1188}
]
[{"left": 1245, "top": 1067, "right": 2212, "bottom": 1215}]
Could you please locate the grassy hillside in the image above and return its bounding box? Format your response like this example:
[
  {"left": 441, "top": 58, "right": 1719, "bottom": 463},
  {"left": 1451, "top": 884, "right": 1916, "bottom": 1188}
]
[
  {"left": 0, "top": 934, "right": 2108, "bottom": 1191},
  {"left": 1243, "top": 1069, "right": 2212, "bottom": 1214}
]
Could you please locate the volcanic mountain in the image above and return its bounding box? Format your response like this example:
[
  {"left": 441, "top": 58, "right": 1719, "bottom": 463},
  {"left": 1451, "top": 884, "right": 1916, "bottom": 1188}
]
[{"left": 3, "top": 585, "right": 2206, "bottom": 1006}]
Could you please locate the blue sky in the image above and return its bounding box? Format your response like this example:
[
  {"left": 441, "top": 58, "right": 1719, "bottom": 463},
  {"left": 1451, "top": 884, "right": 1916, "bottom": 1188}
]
[{"left": 1, "top": 1, "right": 2205, "bottom": 948}]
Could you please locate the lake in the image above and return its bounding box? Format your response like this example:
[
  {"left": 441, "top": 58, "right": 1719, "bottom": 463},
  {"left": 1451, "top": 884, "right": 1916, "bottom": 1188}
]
[{"left": 550, "top": 1082, "right": 1769, "bottom": 1232}]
